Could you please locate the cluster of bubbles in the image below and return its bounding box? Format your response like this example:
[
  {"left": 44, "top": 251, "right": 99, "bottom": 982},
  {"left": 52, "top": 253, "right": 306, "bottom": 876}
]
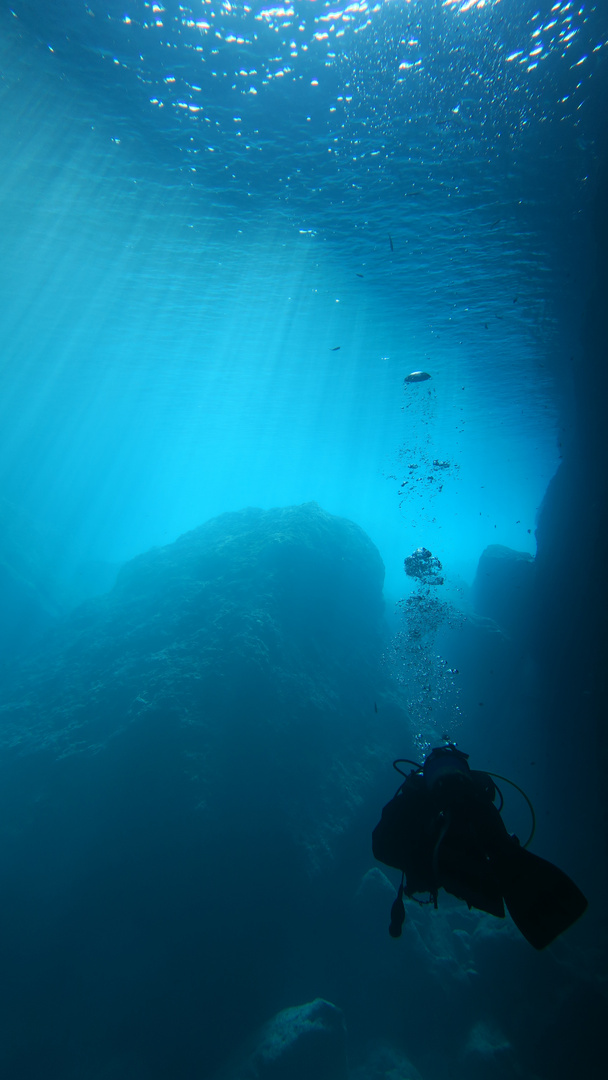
[
  {"left": 28, "top": 0, "right": 602, "bottom": 191},
  {"left": 392, "top": 450, "right": 456, "bottom": 526},
  {"left": 384, "top": 377, "right": 458, "bottom": 531},
  {"left": 404, "top": 545, "right": 445, "bottom": 586},
  {"left": 382, "top": 545, "right": 464, "bottom": 757},
  {"left": 107, "top": 1, "right": 600, "bottom": 121}
]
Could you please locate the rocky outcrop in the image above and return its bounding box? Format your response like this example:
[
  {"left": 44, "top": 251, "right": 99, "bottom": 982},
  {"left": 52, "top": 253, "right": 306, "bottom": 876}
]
[
  {"left": 0, "top": 502, "right": 404, "bottom": 1080},
  {"left": 471, "top": 544, "right": 535, "bottom": 643},
  {"left": 0, "top": 502, "right": 390, "bottom": 864},
  {"left": 350, "top": 1042, "right": 422, "bottom": 1080},
  {"left": 242, "top": 999, "right": 347, "bottom": 1080}
]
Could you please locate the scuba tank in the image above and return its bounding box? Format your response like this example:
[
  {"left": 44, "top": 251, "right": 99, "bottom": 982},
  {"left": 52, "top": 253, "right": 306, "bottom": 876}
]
[{"left": 422, "top": 744, "right": 471, "bottom": 790}]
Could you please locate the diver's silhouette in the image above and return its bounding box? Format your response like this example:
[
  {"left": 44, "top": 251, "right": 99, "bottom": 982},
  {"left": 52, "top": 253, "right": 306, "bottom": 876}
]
[{"left": 372, "top": 744, "right": 588, "bottom": 949}]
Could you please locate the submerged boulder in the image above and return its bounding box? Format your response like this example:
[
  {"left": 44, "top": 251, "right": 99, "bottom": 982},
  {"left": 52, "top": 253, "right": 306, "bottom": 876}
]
[
  {"left": 245, "top": 999, "right": 347, "bottom": 1080},
  {"left": 0, "top": 503, "right": 389, "bottom": 868},
  {"left": 349, "top": 1042, "right": 422, "bottom": 1080},
  {"left": 1, "top": 501, "right": 384, "bottom": 744},
  {"left": 0, "top": 503, "right": 401, "bottom": 1080},
  {"left": 472, "top": 544, "right": 536, "bottom": 642}
]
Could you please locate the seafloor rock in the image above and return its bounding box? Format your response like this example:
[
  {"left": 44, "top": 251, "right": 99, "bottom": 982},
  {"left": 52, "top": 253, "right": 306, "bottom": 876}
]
[
  {"left": 459, "top": 1020, "right": 514, "bottom": 1080},
  {"left": 471, "top": 544, "right": 535, "bottom": 641},
  {"left": 0, "top": 502, "right": 389, "bottom": 864},
  {"left": 245, "top": 999, "right": 347, "bottom": 1080},
  {"left": 349, "top": 1042, "right": 422, "bottom": 1080},
  {"left": 0, "top": 502, "right": 403, "bottom": 1080}
]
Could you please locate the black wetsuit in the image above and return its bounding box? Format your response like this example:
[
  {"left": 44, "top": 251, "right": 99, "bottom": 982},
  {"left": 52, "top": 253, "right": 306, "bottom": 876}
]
[{"left": 372, "top": 764, "right": 588, "bottom": 948}]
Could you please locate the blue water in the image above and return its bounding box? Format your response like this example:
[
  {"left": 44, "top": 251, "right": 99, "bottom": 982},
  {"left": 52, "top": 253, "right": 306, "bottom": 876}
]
[
  {"left": 0, "top": 2, "right": 606, "bottom": 1078},
  {"left": 4, "top": 0, "right": 603, "bottom": 598}
]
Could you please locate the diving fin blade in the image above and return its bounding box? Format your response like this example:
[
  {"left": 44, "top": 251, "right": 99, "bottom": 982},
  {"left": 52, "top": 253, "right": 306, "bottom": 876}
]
[{"left": 499, "top": 844, "right": 588, "bottom": 950}]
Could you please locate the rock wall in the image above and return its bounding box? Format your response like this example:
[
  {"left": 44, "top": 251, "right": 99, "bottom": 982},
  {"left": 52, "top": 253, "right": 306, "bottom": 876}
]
[
  {"left": 470, "top": 159, "right": 608, "bottom": 910},
  {"left": 531, "top": 159, "right": 608, "bottom": 890},
  {"left": 0, "top": 502, "right": 406, "bottom": 1080}
]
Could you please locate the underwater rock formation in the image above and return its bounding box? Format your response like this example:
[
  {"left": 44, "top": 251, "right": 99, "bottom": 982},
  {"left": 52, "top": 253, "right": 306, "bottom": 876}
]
[
  {"left": 529, "top": 158, "right": 608, "bottom": 904},
  {"left": 472, "top": 544, "right": 535, "bottom": 642},
  {"left": 0, "top": 502, "right": 401, "bottom": 1080},
  {"left": 243, "top": 999, "right": 347, "bottom": 1080},
  {"left": 0, "top": 502, "right": 389, "bottom": 863},
  {"left": 2, "top": 500, "right": 601, "bottom": 1080},
  {"left": 349, "top": 1042, "right": 422, "bottom": 1080}
]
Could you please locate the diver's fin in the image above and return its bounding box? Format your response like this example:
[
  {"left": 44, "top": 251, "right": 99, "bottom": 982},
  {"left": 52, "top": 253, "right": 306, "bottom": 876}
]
[{"left": 498, "top": 844, "right": 588, "bottom": 950}]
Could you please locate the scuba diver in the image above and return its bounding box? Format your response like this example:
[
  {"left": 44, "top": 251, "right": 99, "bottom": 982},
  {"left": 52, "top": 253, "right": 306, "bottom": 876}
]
[{"left": 372, "top": 744, "right": 588, "bottom": 949}]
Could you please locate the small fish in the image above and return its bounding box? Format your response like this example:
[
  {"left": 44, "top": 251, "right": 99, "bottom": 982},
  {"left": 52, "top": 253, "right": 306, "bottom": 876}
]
[
  {"left": 389, "top": 235, "right": 394, "bottom": 252},
  {"left": 404, "top": 371, "right": 431, "bottom": 383},
  {"left": 374, "top": 701, "right": 378, "bottom": 714},
  {"left": 330, "top": 346, "right": 341, "bottom": 351},
  {"left": 356, "top": 273, "right": 364, "bottom": 278}
]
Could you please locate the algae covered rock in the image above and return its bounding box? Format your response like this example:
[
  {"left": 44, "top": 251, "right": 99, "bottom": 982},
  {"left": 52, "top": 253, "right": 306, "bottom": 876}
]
[{"left": 247, "top": 999, "right": 347, "bottom": 1080}]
